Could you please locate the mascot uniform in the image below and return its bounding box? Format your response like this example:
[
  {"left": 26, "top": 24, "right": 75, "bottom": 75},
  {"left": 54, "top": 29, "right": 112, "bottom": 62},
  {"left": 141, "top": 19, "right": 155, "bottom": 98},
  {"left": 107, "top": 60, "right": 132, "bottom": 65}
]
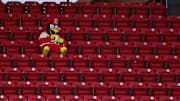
[{"left": 38, "top": 16, "right": 67, "bottom": 56}]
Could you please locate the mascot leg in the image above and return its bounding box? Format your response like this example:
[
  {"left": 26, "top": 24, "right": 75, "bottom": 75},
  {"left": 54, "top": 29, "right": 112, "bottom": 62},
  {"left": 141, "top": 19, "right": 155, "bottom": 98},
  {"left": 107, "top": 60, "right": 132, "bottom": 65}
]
[
  {"left": 43, "top": 46, "right": 50, "bottom": 56},
  {"left": 60, "top": 46, "right": 67, "bottom": 55}
]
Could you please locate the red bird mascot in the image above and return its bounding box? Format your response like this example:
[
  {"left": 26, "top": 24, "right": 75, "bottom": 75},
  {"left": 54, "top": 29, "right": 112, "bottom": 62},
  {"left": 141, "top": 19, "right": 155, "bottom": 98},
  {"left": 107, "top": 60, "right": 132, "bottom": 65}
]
[{"left": 38, "top": 15, "right": 67, "bottom": 56}]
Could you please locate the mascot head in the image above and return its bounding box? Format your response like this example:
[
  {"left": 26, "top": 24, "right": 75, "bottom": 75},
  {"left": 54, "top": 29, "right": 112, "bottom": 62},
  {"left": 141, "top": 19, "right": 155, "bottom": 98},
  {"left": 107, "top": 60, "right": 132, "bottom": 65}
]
[{"left": 47, "top": 15, "right": 60, "bottom": 36}]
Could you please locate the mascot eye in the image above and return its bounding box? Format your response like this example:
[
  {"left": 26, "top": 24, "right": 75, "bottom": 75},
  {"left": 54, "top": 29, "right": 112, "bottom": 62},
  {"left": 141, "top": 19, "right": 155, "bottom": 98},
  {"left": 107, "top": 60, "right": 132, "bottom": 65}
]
[
  {"left": 55, "top": 25, "right": 59, "bottom": 29},
  {"left": 50, "top": 24, "right": 54, "bottom": 29}
]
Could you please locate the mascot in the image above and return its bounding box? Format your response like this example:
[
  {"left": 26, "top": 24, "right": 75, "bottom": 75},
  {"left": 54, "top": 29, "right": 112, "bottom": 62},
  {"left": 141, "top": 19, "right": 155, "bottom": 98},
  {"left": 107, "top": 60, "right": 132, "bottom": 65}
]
[{"left": 38, "top": 15, "right": 67, "bottom": 56}]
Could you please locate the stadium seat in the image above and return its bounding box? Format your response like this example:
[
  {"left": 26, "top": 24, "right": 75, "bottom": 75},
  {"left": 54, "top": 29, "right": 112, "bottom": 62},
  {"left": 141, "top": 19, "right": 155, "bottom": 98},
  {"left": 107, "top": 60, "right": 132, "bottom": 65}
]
[
  {"left": 130, "top": 3, "right": 147, "bottom": 16},
  {"left": 41, "top": 2, "right": 59, "bottom": 14},
  {"left": 111, "top": 15, "right": 130, "bottom": 28},
  {"left": 149, "top": 15, "right": 167, "bottom": 28},
  {"left": 160, "top": 28, "right": 178, "bottom": 42},
  {"left": 141, "top": 28, "right": 159, "bottom": 42},
  {"left": 24, "top": 2, "right": 41, "bottom": 14},
  {"left": 7, "top": 2, "right": 24, "bottom": 14},
  {"left": 130, "top": 15, "right": 149, "bottom": 28},
  {"left": 27, "top": 95, "right": 45, "bottom": 101},
  {"left": 167, "top": 16, "right": 180, "bottom": 28},
  {"left": 46, "top": 95, "right": 64, "bottom": 101},
  {"left": 8, "top": 95, "right": 26, "bottom": 101},
  {"left": 111, "top": 2, "right": 130, "bottom": 17},
  {"left": 147, "top": 2, "right": 165, "bottom": 16}
]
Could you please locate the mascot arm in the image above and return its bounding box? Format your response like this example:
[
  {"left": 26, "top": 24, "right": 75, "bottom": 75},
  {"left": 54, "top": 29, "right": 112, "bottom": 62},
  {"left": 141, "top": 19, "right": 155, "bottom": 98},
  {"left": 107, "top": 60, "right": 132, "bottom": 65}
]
[
  {"left": 57, "top": 36, "right": 67, "bottom": 46},
  {"left": 58, "top": 38, "right": 64, "bottom": 43},
  {"left": 38, "top": 37, "right": 51, "bottom": 44},
  {"left": 57, "top": 36, "right": 64, "bottom": 43}
]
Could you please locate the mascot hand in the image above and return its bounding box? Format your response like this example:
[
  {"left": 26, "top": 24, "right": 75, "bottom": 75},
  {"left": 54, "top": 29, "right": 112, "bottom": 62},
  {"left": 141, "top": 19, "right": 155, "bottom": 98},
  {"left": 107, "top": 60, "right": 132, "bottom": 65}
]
[
  {"left": 51, "top": 40, "right": 55, "bottom": 43},
  {"left": 57, "top": 38, "right": 64, "bottom": 43}
]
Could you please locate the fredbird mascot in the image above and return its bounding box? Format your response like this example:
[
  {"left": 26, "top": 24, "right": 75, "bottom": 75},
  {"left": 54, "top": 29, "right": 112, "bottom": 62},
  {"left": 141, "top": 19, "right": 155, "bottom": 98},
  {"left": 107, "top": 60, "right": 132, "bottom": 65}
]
[{"left": 38, "top": 15, "right": 67, "bottom": 56}]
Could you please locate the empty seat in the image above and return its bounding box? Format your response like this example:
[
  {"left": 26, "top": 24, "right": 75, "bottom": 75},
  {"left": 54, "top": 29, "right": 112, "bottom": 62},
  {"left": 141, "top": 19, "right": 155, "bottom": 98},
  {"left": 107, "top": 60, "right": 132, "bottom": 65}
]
[
  {"left": 149, "top": 15, "right": 167, "bottom": 28},
  {"left": 7, "top": 2, "right": 24, "bottom": 14},
  {"left": 111, "top": 15, "right": 129, "bottom": 27},
  {"left": 0, "top": 2, "right": 6, "bottom": 13},
  {"left": 27, "top": 95, "right": 45, "bottom": 101},
  {"left": 41, "top": 2, "right": 59, "bottom": 14},
  {"left": 130, "top": 15, "right": 149, "bottom": 28},
  {"left": 62, "top": 5, "right": 77, "bottom": 14},
  {"left": 80, "top": 5, "right": 95, "bottom": 14},
  {"left": 111, "top": 2, "right": 130, "bottom": 17},
  {"left": 100, "top": 19, "right": 111, "bottom": 28},
  {"left": 130, "top": 3, "right": 147, "bottom": 16},
  {"left": 8, "top": 95, "right": 26, "bottom": 101},
  {"left": 101, "top": 96, "right": 118, "bottom": 101},
  {"left": 94, "top": 2, "right": 112, "bottom": 15},
  {"left": 141, "top": 28, "right": 159, "bottom": 42},
  {"left": 167, "top": 16, "right": 180, "bottom": 28},
  {"left": 1, "top": 40, "right": 19, "bottom": 54},
  {"left": 78, "top": 18, "right": 92, "bottom": 27},
  {"left": 24, "top": 2, "right": 41, "bottom": 14},
  {"left": 122, "top": 28, "right": 140, "bottom": 41},
  {"left": 160, "top": 28, "right": 177, "bottom": 42},
  {"left": 30, "top": 54, "right": 49, "bottom": 68},
  {"left": 46, "top": 95, "right": 64, "bottom": 101},
  {"left": 23, "top": 17, "right": 37, "bottom": 26},
  {"left": 147, "top": 2, "right": 165, "bottom": 16}
]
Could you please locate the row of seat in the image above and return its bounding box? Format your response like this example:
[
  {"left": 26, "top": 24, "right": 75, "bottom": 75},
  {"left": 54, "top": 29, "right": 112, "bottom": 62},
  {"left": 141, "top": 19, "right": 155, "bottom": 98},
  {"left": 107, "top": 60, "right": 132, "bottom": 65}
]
[
  {"left": 0, "top": 95, "right": 179, "bottom": 101},
  {"left": 0, "top": 46, "right": 180, "bottom": 56},
  {"left": 1, "top": 43, "right": 180, "bottom": 55},
  {"left": 0, "top": 86, "right": 179, "bottom": 97},
  {"left": 0, "top": 2, "right": 165, "bottom": 16},
  {"left": 0, "top": 65, "right": 178, "bottom": 73},
  {"left": 1, "top": 28, "right": 180, "bottom": 42},
  {"left": 1, "top": 40, "right": 180, "bottom": 46},
  {"left": 0, "top": 71, "right": 180, "bottom": 82},
  {"left": 1, "top": 26, "right": 180, "bottom": 34},
  {"left": 3, "top": 33, "right": 180, "bottom": 42},
  {"left": 0, "top": 84, "right": 180, "bottom": 96},
  {"left": 3, "top": 1, "right": 164, "bottom": 7},
  {"left": 0, "top": 15, "right": 178, "bottom": 28},
  {"left": 0, "top": 54, "right": 180, "bottom": 69},
  {"left": 0, "top": 13, "right": 174, "bottom": 21},
  {"left": 67, "top": 44, "right": 180, "bottom": 55}
]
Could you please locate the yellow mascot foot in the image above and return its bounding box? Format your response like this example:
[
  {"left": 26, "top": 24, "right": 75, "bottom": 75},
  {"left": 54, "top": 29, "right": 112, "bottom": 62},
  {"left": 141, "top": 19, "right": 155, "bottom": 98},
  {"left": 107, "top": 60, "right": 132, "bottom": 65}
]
[
  {"left": 43, "top": 46, "right": 50, "bottom": 56},
  {"left": 60, "top": 46, "right": 67, "bottom": 55}
]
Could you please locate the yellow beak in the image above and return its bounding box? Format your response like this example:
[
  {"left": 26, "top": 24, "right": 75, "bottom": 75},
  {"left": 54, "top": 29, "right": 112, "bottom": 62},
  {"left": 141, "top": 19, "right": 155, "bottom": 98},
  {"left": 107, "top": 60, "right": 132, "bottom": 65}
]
[{"left": 50, "top": 28, "right": 59, "bottom": 34}]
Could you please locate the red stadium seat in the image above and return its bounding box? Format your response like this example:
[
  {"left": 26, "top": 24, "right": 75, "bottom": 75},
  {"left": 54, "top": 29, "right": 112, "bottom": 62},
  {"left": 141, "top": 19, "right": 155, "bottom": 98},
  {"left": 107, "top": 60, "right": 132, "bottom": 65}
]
[
  {"left": 24, "top": 2, "right": 41, "bottom": 14},
  {"left": 130, "top": 3, "right": 147, "bottom": 16},
  {"left": 8, "top": 95, "right": 26, "bottom": 101},
  {"left": 46, "top": 95, "right": 64, "bottom": 101},
  {"left": 111, "top": 15, "right": 130, "bottom": 28},
  {"left": 167, "top": 16, "right": 180, "bottom": 28},
  {"left": 149, "top": 15, "right": 167, "bottom": 28},
  {"left": 94, "top": 2, "right": 112, "bottom": 15},
  {"left": 147, "top": 2, "right": 165, "bottom": 16},
  {"left": 27, "top": 95, "right": 45, "bottom": 101},
  {"left": 111, "top": 2, "right": 130, "bottom": 17},
  {"left": 7, "top": 2, "right": 24, "bottom": 14},
  {"left": 41, "top": 2, "right": 59, "bottom": 14},
  {"left": 101, "top": 96, "right": 118, "bottom": 101},
  {"left": 141, "top": 28, "right": 159, "bottom": 42},
  {"left": 130, "top": 15, "right": 149, "bottom": 28}
]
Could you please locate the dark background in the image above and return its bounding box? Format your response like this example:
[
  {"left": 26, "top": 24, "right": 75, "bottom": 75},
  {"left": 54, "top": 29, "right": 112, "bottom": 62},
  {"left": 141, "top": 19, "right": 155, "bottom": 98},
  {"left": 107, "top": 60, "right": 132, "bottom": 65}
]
[{"left": 167, "top": 0, "right": 180, "bottom": 15}]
